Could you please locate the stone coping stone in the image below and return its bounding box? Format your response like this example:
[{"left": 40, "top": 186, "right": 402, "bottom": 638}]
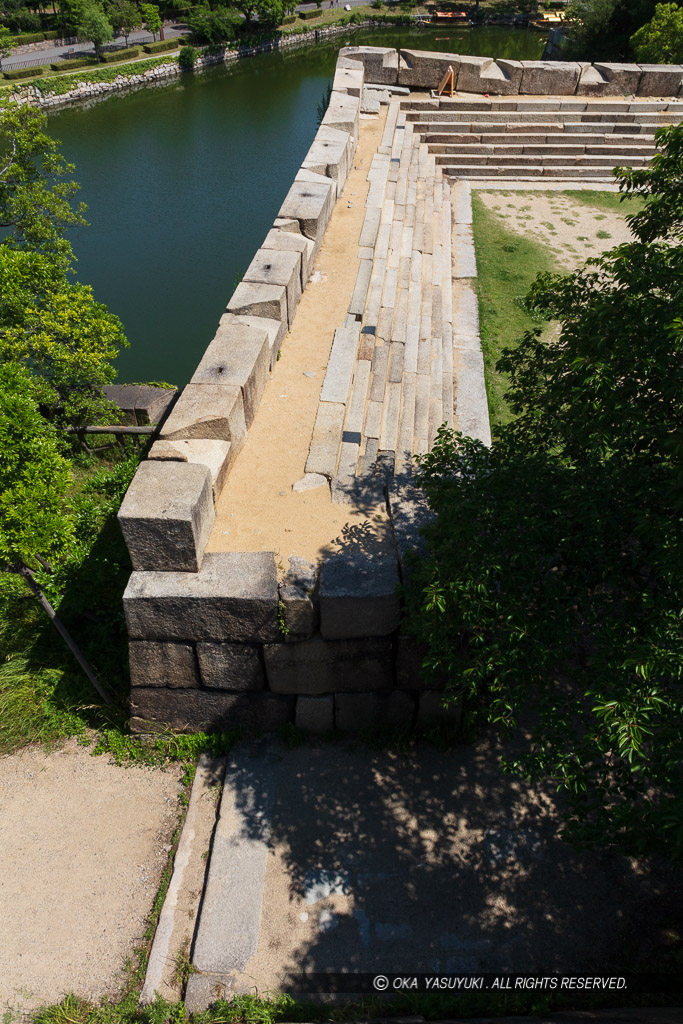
[
  {"left": 278, "top": 178, "right": 335, "bottom": 245},
  {"left": 332, "top": 63, "right": 364, "bottom": 98},
  {"left": 160, "top": 383, "right": 247, "bottom": 445},
  {"left": 129, "top": 640, "right": 199, "bottom": 689},
  {"left": 196, "top": 642, "right": 265, "bottom": 691},
  {"left": 578, "top": 62, "right": 642, "bottom": 97},
  {"left": 226, "top": 280, "right": 288, "bottom": 326},
  {"left": 124, "top": 551, "right": 279, "bottom": 643},
  {"left": 321, "top": 91, "right": 360, "bottom": 143},
  {"left": 319, "top": 550, "right": 401, "bottom": 639},
  {"left": 399, "top": 49, "right": 460, "bottom": 89},
  {"left": 262, "top": 228, "right": 316, "bottom": 290},
  {"left": 148, "top": 439, "right": 233, "bottom": 503},
  {"left": 264, "top": 635, "right": 393, "bottom": 694},
  {"left": 302, "top": 125, "right": 353, "bottom": 191},
  {"left": 520, "top": 61, "right": 581, "bottom": 95},
  {"left": 279, "top": 583, "right": 316, "bottom": 638},
  {"left": 130, "top": 687, "right": 294, "bottom": 734},
  {"left": 339, "top": 46, "right": 399, "bottom": 86},
  {"left": 242, "top": 247, "right": 302, "bottom": 330},
  {"left": 118, "top": 460, "right": 214, "bottom": 573},
  {"left": 335, "top": 690, "right": 415, "bottom": 731},
  {"left": 637, "top": 63, "right": 683, "bottom": 96},
  {"left": 457, "top": 56, "right": 523, "bottom": 96},
  {"left": 220, "top": 311, "right": 287, "bottom": 371},
  {"left": 191, "top": 319, "right": 270, "bottom": 428},
  {"left": 102, "top": 384, "right": 177, "bottom": 426}
]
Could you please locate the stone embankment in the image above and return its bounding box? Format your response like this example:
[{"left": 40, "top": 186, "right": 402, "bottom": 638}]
[{"left": 117, "top": 47, "right": 683, "bottom": 736}]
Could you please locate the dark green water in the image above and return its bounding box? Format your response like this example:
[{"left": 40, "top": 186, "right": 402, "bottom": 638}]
[{"left": 50, "top": 26, "right": 544, "bottom": 386}]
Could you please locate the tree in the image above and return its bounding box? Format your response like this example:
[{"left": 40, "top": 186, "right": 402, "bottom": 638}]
[
  {"left": 0, "top": 25, "right": 12, "bottom": 74},
  {"left": 77, "top": 2, "right": 113, "bottom": 57},
  {"left": 106, "top": 0, "right": 141, "bottom": 44},
  {"left": 565, "top": 0, "right": 660, "bottom": 59},
  {"left": 140, "top": 1, "right": 161, "bottom": 39},
  {"left": 631, "top": 2, "right": 683, "bottom": 61},
  {"left": 0, "top": 362, "right": 111, "bottom": 703},
  {"left": 406, "top": 124, "right": 683, "bottom": 860},
  {"left": 188, "top": 5, "right": 240, "bottom": 42},
  {"left": 230, "top": 0, "right": 295, "bottom": 26}
]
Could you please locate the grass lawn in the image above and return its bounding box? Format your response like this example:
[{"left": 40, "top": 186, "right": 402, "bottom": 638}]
[{"left": 562, "top": 189, "right": 647, "bottom": 213}]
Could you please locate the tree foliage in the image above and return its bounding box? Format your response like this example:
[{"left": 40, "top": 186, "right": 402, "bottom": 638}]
[
  {"left": 631, "top": 2, "right": 683, "bottom": 61},
  {"left": 77, "top": 2, "right": 114, "bottom": 55},
  {"left": 406, "top": 124, "right": 683, "bottom": 860},
  {"left": 565, "top": 0, "right": 661, "bottom": 59},
  {"left": 105, "top": 0, "right": 142, "bottom": 44},
  {"left": 139, "top": 2, "right": 161, "bottom": 38}
]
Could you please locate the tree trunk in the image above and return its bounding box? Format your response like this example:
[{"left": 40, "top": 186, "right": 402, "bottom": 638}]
[{"left": 19, "top": 565, "right": 113, "bottom": 706}]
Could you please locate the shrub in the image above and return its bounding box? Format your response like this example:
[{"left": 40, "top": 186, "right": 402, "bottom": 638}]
[
  {"left": 98, "top": 46, "right": 140, "bottom": 61},
  {"left": 43, "top": 30, "right": 60, "bottom": 39},
  {"left": 178, "top": 43, "right": 198, "bottom": 68},
  {"left": 282, "top": 13, "right": 296, "bottom": 22},
  {"left": 142, "top": 38, "right": 179, "bottom": 52},
  {"left": 51, "top": 57, "right": 95, "bottom": 70},
  {"left": 10, "top": 30, "right": 45, "bottom": 45},
  {"left": 3, "top": 65, "right": 45, "bottom": 79},
  {"left": 299, "top": 8, "right": 321, "bottom": 17}
]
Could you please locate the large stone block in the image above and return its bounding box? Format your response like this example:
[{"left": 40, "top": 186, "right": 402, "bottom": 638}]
[
  {"left": 577, "top": 62, "right": 642, "bottom": 97},
  {"left": 159, "top": 383, "right": 246, "bottom": 446},
  {"left": 637, "top": 63, "right": 683, "bottom": 96},
  {"left": 262, "top": 229, "right": 316, "bottom": 290},
  {"left": 302, "top": 126, "right": 353, "bottom": 192},
  {"left": 520, "top": 61, "right": 581, "bottom": 95},
  {"left": 279, "top": 584, "right": 316, "bottom": 637},
  {"left": 102, "top": 384, "right": 176, "bottom": 426},
  {"left": 129, "top": 640, "right": 199, "bottom": 689},
  {"left": 242, "top": 248, "right": 302, "bottom": 330},
  {"left": 124, "top": 551, "right": 279, "bottom": 643},
  {"left": 319, "top": 550, "right": 401, "bottom": 639},
  {"left": 264, "top": 635, "right": 393, "bottom": 694},
  {"left": 332, "top": 63, "right": 364, "bottom": 98},
  {"left": 278, "top": 178, "right": 335, "bottom": 245},
  {"left": 387, "top": 475, "right": 435, "bottom": 580},
  {"left": 191, "top": 320, "right": 270, "bottom": 428},
  {"left": 320, "top": 325, "right": 361, "bottom": 405},
  {"left": 226, "top": 280, "right": 287, "bottom": 325},
  {"left": 399, "top": 48, "right": 457, "bottom": 89},
  {"left": 457, "top": 56, "right": 522, "bottom": 96},
  {"left": 118, "top": 460, "right": 214, "bottom": 573},
  {"left": 196, "top": 642, "right": 265, "bottom": 690},
  {"left": 305, "top": 401, "right": 345, "bottom": 477},
  {"left": 220, "top": 311, "right": 287, "bottom": 371},
  {"left": 130, "top": 687, "right": 294, "bottom": 734},
  {"left": 321, "top": 92, "right": 360, "bottom": 143},
  {"left": 148, "top": 439, "right": 233, "bottom": 502},
  {"left": 339, "top": 46, "right": 398, "bottom": 86},
  {"left": 295, "top": 694, "right": 334, "bottom": 733},
  {"left": 335, "top": 690, "right": 415, "bottom": 731}
]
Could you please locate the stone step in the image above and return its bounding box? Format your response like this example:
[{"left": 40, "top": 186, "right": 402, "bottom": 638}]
[
  {"left": 405, "top": 108, "right": 683, "bottom": 124},
  {"left": 436, "top": 153, "right": 652, "bottom": 168},
  {"left": 431, "top": 98, "right": 678, "bottom": 114},
  {"left": 423, "top": 131, "right": 658, "bottom": 147},
  {"left": 443, "top": 164, "right": 617, "bottom": 178},
  {"left": 411, "top": 120, "right": 666, "bottom": 136},
  {"left": 428, "top": 142, "right": 656, "bottom": 157}
]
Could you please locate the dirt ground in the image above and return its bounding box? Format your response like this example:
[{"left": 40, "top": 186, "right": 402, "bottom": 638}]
[
  {"left": 475, "top": 190, "right": 634, "bottom": 270},
  {"left": 0, "top": 737, "right": 183, "bottom": 1018}
]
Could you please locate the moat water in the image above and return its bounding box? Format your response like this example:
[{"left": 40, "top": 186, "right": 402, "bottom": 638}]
[{"left": 50, "top": 25, "right": 544, "bottom": 386}]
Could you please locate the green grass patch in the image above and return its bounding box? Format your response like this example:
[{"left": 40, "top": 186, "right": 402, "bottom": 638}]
[
  {"left": 471, "top": 192, "right": 558, "bottom": 429},
  {"left": 562, "top": 189, "right": 647, "bottom": 214}
]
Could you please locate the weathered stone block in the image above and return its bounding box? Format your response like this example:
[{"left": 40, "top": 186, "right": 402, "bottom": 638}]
[
  {"left": 130, "top": 687, "right": 294, "bottom": 734},
  {"left": 295, "top": 694, "right": 334, "bottom": 733},
  {"left": 399, "top": 48, "right": 457, "bottom": 89},
  {"left": 320, "top": 325, "right": 361, "bottom": 405},
  {"left": 226, "top": 280, "right": 287, "bottom": 325},
  {"left": 191, "top": 321, "right": 270, "bottom": 428},
  {"left": 387, "top": 475, "right": 435, "bottom": 580},
  {"left": 262, "top": 229, "right": 316, "bottom": 290},
  {"left": 491, "top": 59, "right": 524, "bottom": 95},
  {"left": 335, "top": 690, "right": 414, "bottom": 731},
  {"left": 278, "top": 178, "right": 335, "bottom": 245},
  {"left": 321, "top": 92, "right": 360, "bottom": 143},
  {"left": 577, "top": 62, "right": 642, "bottom": 96},
  {"left": 103, "top": 384, "right": 177, "bottom": 426},
  {"left": 520, "top": 61, "right": 581, "bottom": 95},
  {"left": 319, "top": 550, "right": 401, "bottom": 639},
  {"left": 279, "top": 584, "right": 316, "bottom": 637},
  {"left": 264, "top": 635, "right": 393, "bottom": 694},
  {"left": 159, "top": 383, "right": 246, "bottom": 445},
  {"left": 302, "top": 126, "right": 353, "bottom": 191},
  {"left": 118, "top": 460, "right": 214, "bottom": 573},
  {"left": 124, "top": 551, "right": 279, "bottom": 643},
  {"left": 196, "top": 642, "right": 265, "bottom": 690},
  {"left": 129, "top": 640, "right": 199, "bottom": 689},
  {"left": 339, "top": 46, "right": 398, "bottom": 86},
  {"left": 457, "top": 55, "right": 522, "bottom": 96},
  {"left": 148, "top": 439, "right": 233, "bottom": 502},
  {"left": 417, "top": 689, "right": 462, "bottom": 728},
  {"left": 305, "top": 401, "right": 345, "bottom": 477},
  {"left": 332, "top": 63, "right": 364, "bottom": 98},
  {"left": 637, "top": 64, "right": 683, "bottom": 96},
  {"left": 220, "top": 312, "right": 287, "bottom": 371},
  {"left": 243, "top": 248, "right": 302, "bottom": 330}
]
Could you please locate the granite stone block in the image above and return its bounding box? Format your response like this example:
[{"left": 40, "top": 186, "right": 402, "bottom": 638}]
[
  {"left": 319, "top": 550, "right": 401, "bottom": 639},
  {"left": 159, "top": 383, "right": 246, "bottom": 446},
  {"left": 196, "top": 642, "right": 265, "bottom": 690},
  {"left": 130, "top": 688, "right": 294, "bottom": 733},
  {"left": 264, "top": 635, "right": 393, "bottom": 694},
  {"left": 129, "top": 640, "right": 199, "bottom": 689},
  {"left": 148, "top": 439, "right": 233, "bottom": 502},
  {"left": 191, "top": 320, "right": 270, "bottom": 428}
]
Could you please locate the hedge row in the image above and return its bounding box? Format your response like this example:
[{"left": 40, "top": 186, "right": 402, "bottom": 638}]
[
  {"left": 3, "top": 65, "right": 44, "bottom": 78},
  {"left": 99, "top": 46, "right": 140, "bottom": 62},
  {"left": 142, "top": 38, "right": 180, "bottom": 53},
  {"left": 282, "top": 14, "right": 297, "bottom": 22},
  {"left": 51, "top": 57, "right": 95, "bottom": 70},
  {"left": 299, "top": 9, "right": 322, "bottom": 18}
]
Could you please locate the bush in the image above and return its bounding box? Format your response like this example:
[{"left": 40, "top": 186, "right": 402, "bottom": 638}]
[
  {"left": 178, "top": 43, "right": 198, "bottom": 68},
  {"left": 142, "top": 38, "right": 179, "bottom": 52},
  {"left": 3, "top": 65, "right": 45, "bottom": 79},
  {"left": 43, "top": 30, "right": 60, "bottom": 40},
  {"left": 10, "top": 30, "right": 46, "bottom": 45},
  {"left": 299, "top": 8, "right": 321, "bottom": 17},
  {"left": 51, "top": 57, "right": 96, "bottom": 70},
  {"left": 98, "top": 46, "right": 140, "bottom": 62},
  {"left": 282, "top": 13, "right": 296, "bottom": 22}
]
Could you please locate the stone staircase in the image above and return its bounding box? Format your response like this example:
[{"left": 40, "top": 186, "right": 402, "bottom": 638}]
[
  {"left": 403, "top": 96, "right": 683, "bottom": 179},
  {"left": 305, "top": 99, "right": 470, "bottom": 503}
]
